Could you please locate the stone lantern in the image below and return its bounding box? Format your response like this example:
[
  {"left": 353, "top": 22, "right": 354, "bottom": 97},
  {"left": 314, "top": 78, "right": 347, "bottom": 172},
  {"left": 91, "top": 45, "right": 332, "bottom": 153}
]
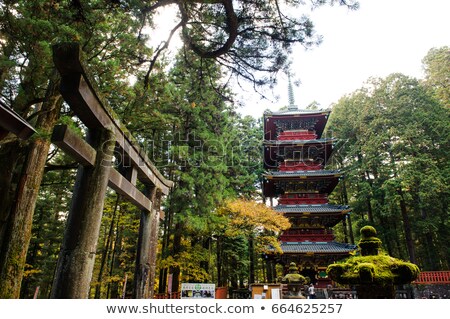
[{"left": 327, "top": 226, "right": 420, "bottom": 298}]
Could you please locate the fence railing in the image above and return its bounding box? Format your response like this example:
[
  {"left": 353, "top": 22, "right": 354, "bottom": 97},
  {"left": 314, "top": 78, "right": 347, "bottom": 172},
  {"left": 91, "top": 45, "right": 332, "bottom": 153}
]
[
  {"left": 413, "top": 271, "right": 450, "bottom": 284},
  {"left": 154, "top": 292, "right": 181, "bottom": 299}
]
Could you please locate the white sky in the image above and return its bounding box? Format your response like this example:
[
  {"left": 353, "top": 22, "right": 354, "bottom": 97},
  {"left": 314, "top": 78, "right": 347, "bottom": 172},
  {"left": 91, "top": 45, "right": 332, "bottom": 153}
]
[
  {"left": 237, "top": 0, "right": 450, "bottom": 118},
  {"left": 152, "top": 0, "right": 450, "bottom": 119}
]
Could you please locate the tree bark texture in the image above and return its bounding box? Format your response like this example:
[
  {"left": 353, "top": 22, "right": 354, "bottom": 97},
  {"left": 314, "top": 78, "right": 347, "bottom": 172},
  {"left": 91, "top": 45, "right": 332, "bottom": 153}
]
[
  {"left": 94, "top": 195, "right": 120, "bottom": 298},
  {"left": 0, "top": 73, "right": 61, "bottom": 298},
  {"left": 170, "top": 221, "right": 182, "bottom": 293},
  {"left": 398, "top": 189, "right": 417, "bottom": 264},
  {"left": 248, "top": 235, "right": 255, "bottom": 284}
]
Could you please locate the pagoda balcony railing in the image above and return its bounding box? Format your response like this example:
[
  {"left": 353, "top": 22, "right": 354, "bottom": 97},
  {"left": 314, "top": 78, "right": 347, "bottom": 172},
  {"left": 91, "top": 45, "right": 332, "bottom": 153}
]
[
  {"left": 278, "top": 130, "right": 317, "bottom": 140},
  {"left": 278, "top": 134, "right": 317, "bottom": 140},
  {"left": 280, "top": 193, "right": 327, "bottom": 199},
  {"left": 413, "top": 271, "right": 450, "bottom": 284},
  {"left": 282, "top": 229, "right": 333, "bottom": 235},
  {"left": 278, "top": 198, "right": 328, "bottom": 205},
  {"left": 280, "top": 234, "right": 335, "bottom": 242},
  {"left": 279, "top": 162, "right": 322, "bottom": 171},
  {"left": 276, "top": 155, "right": 325, "bottom": 164}
]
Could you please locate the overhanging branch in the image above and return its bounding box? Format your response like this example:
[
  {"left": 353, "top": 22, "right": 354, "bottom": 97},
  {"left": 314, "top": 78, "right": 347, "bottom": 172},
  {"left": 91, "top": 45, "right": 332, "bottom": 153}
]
[{"left": 179, "top": 0, "right": 238, "bottom": 59}]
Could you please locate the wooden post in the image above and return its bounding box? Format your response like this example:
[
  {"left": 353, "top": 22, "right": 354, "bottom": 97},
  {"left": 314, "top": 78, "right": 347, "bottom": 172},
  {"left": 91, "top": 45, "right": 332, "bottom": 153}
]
[
  {"left": 133, "top": 185, "right": 157, "bottom": 299},
  {"left": 33, "top": 286, "right": 40, "bottom": 299},
  {"left": 122, "top": 273, "right": 128, "bottom": 299},
  {"left": 51, "top": 128, "right": 115, "bottom": 298},
  {"left": 148, "top": 190, "right": 162, "bottom": 298}
]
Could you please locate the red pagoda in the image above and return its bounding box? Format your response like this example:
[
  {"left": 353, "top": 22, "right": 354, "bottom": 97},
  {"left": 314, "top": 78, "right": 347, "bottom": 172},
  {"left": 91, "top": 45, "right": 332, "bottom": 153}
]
[{"left": 263, "top": 88, "right": 356, "bottom": 288}]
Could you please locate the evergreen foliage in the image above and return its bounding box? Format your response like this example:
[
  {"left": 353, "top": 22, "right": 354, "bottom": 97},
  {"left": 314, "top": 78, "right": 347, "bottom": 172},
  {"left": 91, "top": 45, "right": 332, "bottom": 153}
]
[{"left": 327, "top": 58, "right": 450, "bottom": 271}]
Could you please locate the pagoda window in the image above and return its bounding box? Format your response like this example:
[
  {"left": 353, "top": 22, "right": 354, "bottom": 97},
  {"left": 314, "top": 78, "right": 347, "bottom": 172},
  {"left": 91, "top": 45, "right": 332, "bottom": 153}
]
[{"left": 292, "top": 150, "right": 303, "bottom": 161}]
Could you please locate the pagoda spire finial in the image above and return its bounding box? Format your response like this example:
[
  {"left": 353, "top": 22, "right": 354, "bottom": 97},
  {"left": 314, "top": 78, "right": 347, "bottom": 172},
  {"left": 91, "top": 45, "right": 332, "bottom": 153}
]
[{"left": 288, "top": 73, "right": 297, "bottom": 110}]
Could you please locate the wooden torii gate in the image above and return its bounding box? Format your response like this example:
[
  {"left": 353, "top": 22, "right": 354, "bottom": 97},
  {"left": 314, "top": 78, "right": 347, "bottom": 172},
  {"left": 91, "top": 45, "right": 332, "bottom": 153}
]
[
  {"left": 50, "top": 43, "right": 173, "bottom": 298},
  {"left": 0, "top": 104, "right": 36, "bottom": 140}
]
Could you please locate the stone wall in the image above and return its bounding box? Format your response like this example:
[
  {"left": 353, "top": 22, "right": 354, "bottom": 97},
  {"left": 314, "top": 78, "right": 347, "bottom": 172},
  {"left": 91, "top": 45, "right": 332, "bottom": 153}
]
[{"left": 413, "top": 284, "right": 450, "bottom": 299}]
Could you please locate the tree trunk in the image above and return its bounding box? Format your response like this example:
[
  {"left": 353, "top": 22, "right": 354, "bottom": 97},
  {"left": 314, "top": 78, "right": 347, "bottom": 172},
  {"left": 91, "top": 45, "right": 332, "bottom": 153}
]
[
  {"left": 158, "top": 202, "right": 173, "bottom": 294},
  {"left": 378, "top": 215, "right": 394, "bottom": 256},
  {"left": 422, "top": 223, "right": 438, "bottom": 270},
  {"left": 108, "top": 224, "right": 124, "bottom": 299},
  {"left": 342, "top": 218, "right": 349, "bottom": 243},
  {"left": 0, "top": 73, "right": 62, "bottom": 298},
  {"left": 170, "top": 222, "right": 182, "bottom": 293},
  {"left": 216, "top": 236, "right": 224, "bottom": 287},
  {"left": 415, "top": 190, "right": 438, "bottom": 270},
  {"left": 391, "top": 218, "right": 407, "bottom": 260},
  {"left": 248, "top": 235, "right": 255, "bottom": 284},
  {"left": 200, "top": 237, "right": 211, "bottom": 280},
  {"left": 388, "top": 150, "right": 416, "bottom": 264},
  {"left": 20, "top": 207, "right": 44, "bottom": 298},
  {"left": 230, "top": 256, "right": 238, "bottom": 289},
  {"left": 261, "top": 258, "right": 266, "bottom": 282},
  {"left": 397, "top": 188, "right": 416, "bottom": 264},
  {"left": 347, "top": 214, "right": 355, "bottom": 245},
  {"left": 341, "top": 178, "right": 355, "bottom": 244},
  {"left": 366, "top": 195, "right": 375, "bottom": 224},
  {"left": 266, "top": 259, "right": 273, "bottom": 283},
  {"left": 95, "top": 195, "right": 120, "bottom": 298},
  {"left": 0, "top": 143, "right": 22, "bottom": 245}
]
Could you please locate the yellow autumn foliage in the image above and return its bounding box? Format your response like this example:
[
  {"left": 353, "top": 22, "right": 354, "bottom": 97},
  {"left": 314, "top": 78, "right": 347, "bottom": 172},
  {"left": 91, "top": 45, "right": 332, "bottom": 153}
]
[{"left": 218, "top": 199, "right": 290, "bottom": 253}]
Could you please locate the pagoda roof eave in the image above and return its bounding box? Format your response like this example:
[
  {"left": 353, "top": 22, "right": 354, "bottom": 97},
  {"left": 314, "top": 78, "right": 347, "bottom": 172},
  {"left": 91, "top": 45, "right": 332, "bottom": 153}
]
[
  {"left": 279, "top": 241, "right": 357, "bottom": 254},
  {"left": 265, "top": 109, "right": 331, "bottom": 117},
  {"left": 274, "top": 204, "right": 352, "bottom": 214},
  {"left": 264, "top": 170, "right": 342, "bottom": 179},
  {"left": 263, "top": 138, "right": 336, "bottom": 145}
]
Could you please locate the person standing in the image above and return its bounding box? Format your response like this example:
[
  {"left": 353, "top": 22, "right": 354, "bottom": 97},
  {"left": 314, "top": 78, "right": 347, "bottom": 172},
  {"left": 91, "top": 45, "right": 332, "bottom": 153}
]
[{"left": 308, "top": 283, "right": 316, "bottom": 299}]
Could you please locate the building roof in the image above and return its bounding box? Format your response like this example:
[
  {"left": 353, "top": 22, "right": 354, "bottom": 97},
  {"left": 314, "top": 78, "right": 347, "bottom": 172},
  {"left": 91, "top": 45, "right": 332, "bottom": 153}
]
[
  {"left": 265, "top": 108, "right": 331, "bottom": 116},
  {"left": 274, "top": 204, "right": 351, "bottom": 214},
  {"left": 280, "top": 241, "right": 357, "bottom": 254},
  {"left": 264, "top": 169, "right": 341, "bottom": 178}
]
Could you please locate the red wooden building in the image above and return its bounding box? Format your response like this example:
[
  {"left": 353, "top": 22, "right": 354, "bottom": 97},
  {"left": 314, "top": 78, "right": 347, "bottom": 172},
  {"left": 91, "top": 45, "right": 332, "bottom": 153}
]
[{"left": 263, "top": 103, "right": 356, "bottom": 288}]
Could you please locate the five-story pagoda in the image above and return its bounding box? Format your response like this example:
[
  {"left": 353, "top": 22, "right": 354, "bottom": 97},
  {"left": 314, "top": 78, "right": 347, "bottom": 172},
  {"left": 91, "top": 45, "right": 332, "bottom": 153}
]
[{"left": 263, "top": 85, "right": 356, "bottom": 288}]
